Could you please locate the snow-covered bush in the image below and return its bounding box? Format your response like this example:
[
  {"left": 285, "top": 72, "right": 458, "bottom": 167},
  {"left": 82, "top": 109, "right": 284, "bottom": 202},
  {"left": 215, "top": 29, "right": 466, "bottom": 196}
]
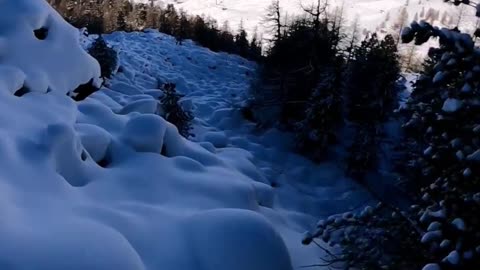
[
  {"left": 88, "top": 35, "right": 118, "bottom": 79},
  {"left": 344, "top": 34, "right": 400, "bottom": 177},
  {"left": 344, "top": 34, "right": 400, "bottom": 124},
  {"left": 295, "top": 68, "right": 343, "bottom": 161},
  {"left": 302, "top": 203, "right": 429, "bottom": 270},
  {"left": 395, "top": 2, "right": 480, "bottom": 268},
  {"left": 305, "top": 3, "right": 480, "bottom": 269},
  {"left": 400, "top": 20, "right": 480, "bottom": 268},
  {"left": 160, "top": 83, "right": 194, "bottom": 138}
]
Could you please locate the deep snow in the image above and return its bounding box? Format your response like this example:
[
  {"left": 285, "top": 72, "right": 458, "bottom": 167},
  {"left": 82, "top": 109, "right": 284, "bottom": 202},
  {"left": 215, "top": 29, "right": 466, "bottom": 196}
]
[{"left": 0, "top": 1, "right": 371, "bottom": 269}]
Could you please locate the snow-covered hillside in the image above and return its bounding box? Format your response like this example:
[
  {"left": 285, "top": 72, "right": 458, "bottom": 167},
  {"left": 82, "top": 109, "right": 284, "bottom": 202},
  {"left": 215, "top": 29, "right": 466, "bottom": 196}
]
[
  {"left": 0, "top": 0, "right": 371, "bottom": 269},
  {"left": 137, "top": 0, "right": 478, "bottom": 38}
]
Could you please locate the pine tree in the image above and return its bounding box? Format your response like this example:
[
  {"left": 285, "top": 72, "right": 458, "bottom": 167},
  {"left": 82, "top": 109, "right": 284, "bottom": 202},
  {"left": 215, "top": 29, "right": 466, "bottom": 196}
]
[
  {"left": 235, "top": 20, "right": 250, "bottom": 57},
  {"left": 88, "top": 35, "right": 118, "bottom": 79}
]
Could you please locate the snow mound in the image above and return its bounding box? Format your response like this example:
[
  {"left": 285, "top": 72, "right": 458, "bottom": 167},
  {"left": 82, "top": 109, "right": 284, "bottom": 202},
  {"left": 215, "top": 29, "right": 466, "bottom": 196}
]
[
  {"left": 0, "top": 0, "right": 101, "bottom": 94},
  {"left": 442, "top": 98, "right": 463, "bottom": 113}
]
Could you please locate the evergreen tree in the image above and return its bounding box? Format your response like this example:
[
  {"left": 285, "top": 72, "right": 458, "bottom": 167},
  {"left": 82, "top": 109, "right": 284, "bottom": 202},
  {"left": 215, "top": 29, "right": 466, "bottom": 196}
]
[
  {"left": 88, "top": 35, "right": 118, "bottom": 79},
  {"left": 296, "top": 68, "right": 343, "bottom": 160},
  {"left": 235, "top": 21, "right": 250, "bottom": 57}
]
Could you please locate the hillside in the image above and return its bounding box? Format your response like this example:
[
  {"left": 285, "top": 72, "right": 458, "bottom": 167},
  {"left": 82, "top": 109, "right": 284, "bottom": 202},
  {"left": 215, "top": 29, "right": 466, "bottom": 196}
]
[
  {"left": 135, "top": 0, "right": 478, "bottom": 37},
  {"left": 0, "top": 1, "right": 371, "bottom": 269}
]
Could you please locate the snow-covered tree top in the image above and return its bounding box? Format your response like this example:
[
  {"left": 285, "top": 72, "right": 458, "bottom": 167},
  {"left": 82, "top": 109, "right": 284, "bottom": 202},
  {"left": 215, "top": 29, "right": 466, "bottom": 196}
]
[{"left": 0, "top": 0, "right": 100, "bottom": 95}]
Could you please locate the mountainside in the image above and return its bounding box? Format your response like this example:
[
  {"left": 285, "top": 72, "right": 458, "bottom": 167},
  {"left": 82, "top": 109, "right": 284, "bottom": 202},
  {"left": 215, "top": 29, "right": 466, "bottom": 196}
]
[
  {"left": 0, "top": 1, "right": 370, "bottom": 269},
  {"left": 136, "top": 0, "right": 478, "bottom": 37}
]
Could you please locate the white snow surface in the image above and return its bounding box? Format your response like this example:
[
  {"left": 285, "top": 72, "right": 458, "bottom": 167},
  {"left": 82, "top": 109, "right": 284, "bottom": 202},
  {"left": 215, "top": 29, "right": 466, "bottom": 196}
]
[
  {"left": 442, "top": 98, "right": 464, "bottom": 113},
  {"left": 0, "top": 0, "right": 101, "bottom": 94},
  {"left": 0, "top": 1, "right": 370, "bottom": 269}
]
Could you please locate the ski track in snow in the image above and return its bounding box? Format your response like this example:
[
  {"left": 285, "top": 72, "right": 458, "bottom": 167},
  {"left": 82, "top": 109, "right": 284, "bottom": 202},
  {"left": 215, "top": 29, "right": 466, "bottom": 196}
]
[{"left": 104, "top": 30, "right": 372, "bottom": 269}]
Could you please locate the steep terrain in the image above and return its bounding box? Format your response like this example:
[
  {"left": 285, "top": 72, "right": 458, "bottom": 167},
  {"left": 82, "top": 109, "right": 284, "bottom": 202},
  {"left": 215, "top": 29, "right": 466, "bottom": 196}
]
[{"left": 0, "top": 1, "right": 371, "bottom": 269}]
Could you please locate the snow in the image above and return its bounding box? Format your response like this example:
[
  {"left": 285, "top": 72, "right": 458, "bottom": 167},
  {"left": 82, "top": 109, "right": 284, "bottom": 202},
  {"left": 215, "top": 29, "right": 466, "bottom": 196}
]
[
  {"left": 451, "top": 218, "right": 466, "bottom": 231},
  {"left": 445, "top": 250, "right": 460, "bottom": 265},
  {"left": 422, "top": 263, "right": 441, "bottom": 270},
  {"left": 467, "top": 149, "right": 480, "bottom": 162},
  {"left": 427, "top": 221, "right": 442, "bottom": 231},
  {"left": 0, "top": 0, "right": 101, "bottom": 94},
  {"left": 442, "top": 98, "right": 464, "bottom": 113},
  {"left": 440, "top": 239, "right": 451, "bottom": 249},
  {"left": 424, "top": 146, "right": 434, "bottom": 156},
  {"left": 463, "top": 167, "right": 472, "bottom": 177},
  {"left": 0, "top": 1, "right": 372, "bottom": 269},
  {"left": 433, "top": 71, "right": 446, "bottom": 84},
  {"left": 421, "top": 230, "right": 442, "bottom": 244}
]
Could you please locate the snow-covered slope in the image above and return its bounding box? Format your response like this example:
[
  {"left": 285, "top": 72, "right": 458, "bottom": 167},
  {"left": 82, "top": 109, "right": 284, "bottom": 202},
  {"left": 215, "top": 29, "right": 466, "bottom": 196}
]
[
  {"left": 137, "top": 0, "right": 477, "bottom": 38},
  {"left": 0, "top": 0, "right": 371, "bottom": 269}
]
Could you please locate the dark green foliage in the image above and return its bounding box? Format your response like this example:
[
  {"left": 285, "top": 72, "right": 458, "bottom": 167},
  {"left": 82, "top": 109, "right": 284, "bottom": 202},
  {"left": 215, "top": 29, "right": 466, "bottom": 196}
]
[
  {"left": 88, "top": 35, "right": 118, "bottom": 79},
  {"left": 345, "top": 34, "right": 400, "bottom": 124},
  {"left": 303, "top": 203, "right": 429, "bottom": 270},
  {"left": 175, "top": 10, "right": 190, "bottom": 44},
  {"left": 296, "top": 68, "right": 343, "bottom": 160},
  {"left": 235, "top": 22, "right": 250, "bottom": 57},
  {"left": 159, "top": 4, "right": 178, "bottom": 36},
  {"left": 259, "top": 16, "right": 343, "bottom": 127},
  {"left": 344, "top": 34, "right": 400, "bottom": 177},
  {"left": 400, "top": 17, "right": 480, "bottom": 269},
  {"left": 346, "top": 125, "right": 379, "bottom": 179},
  {"left": 160, "top": 83, "right": 194, "bottom": 138},
  {"left": 116, "top": 11, "right": 128, "bottom": 32},
  {"left": 70, "top": 15, "right": 105, "bottom": 34},
  {"left": 305, "top": 3, "right": 480, "bottom": 270},
  {"left": 48, "top": 0, "right": 262, "bottom": 60}
]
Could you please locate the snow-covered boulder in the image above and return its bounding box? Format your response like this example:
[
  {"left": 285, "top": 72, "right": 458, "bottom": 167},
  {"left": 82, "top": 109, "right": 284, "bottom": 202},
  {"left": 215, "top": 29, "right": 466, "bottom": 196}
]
[
  {"left": 442, "top": 98, "right": 463, "bottom": 113},
  {"left": 0, "top": 0, "right": 101, "bottom": 94}
]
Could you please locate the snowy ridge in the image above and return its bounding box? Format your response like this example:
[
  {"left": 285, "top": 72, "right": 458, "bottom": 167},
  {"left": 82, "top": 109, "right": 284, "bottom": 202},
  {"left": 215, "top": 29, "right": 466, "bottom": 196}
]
[{"left": 0, "top": 1, "right": 370, "bottom": 269}]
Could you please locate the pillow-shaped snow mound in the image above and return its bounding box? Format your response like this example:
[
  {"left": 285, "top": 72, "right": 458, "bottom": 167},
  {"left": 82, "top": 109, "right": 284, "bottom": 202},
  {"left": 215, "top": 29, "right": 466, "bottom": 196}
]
[{"left": 0, "top": 0, "right": 101, "bottom": 94}]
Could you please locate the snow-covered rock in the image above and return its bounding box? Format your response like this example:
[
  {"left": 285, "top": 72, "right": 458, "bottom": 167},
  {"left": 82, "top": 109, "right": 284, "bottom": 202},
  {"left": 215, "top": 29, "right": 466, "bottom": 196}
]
[
  {"left": 442, "top": 98, "right": 463, "bottom": 113},
  {"left": 467, "top": 149, "right": 480, "bottom": 162},
  {"left": 444, "top": 250, "right": 460, "bottom": 265},
  {"left": 427, "top": 221, "right": 442, "bottom": 231},
  {"left": 0, "top": 0, "right": 101, "bottom": 94},
  {"left": 451, "top": 218, "right": 466, "bottom": 231},
  {"left": 440, "top": 239, "right": 451, "bottom": 249},
  {"left": 421, "top": 230, "right": 443, "bottom": 244},
  {"left": 422, "top": 263, "right": 441, "bottom": 270}
]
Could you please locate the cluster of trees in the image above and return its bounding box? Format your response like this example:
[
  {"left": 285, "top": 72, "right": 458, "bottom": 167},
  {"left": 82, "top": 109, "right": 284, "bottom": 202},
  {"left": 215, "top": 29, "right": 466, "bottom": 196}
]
[
  {"left": 248, "top": 0, "right": 401, "bottom": 171},
  {"left": 48, "top": 0, "right": 262, "bottom": 60},
  {"left": 302, "top": 1, "right": 480, "bottom": 269}
]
